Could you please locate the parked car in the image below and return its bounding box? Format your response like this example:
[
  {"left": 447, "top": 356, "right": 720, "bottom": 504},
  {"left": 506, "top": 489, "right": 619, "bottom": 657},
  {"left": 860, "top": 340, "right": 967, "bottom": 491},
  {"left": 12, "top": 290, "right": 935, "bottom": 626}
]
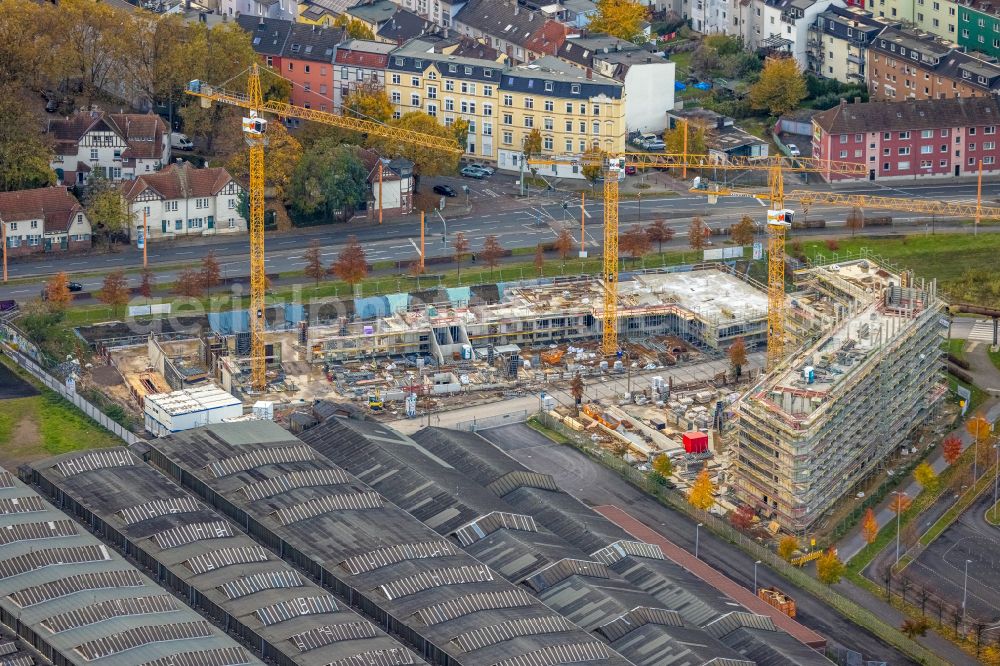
[
  {"left": 170, "top": 132, "right": 194, "bottom": 151},
  {"left": 469, "top": 163, "right": 494, "bottom": 176},
  {"left": 787, "top": 143, "right": 801, "bottom": 157},
  {"left": 40, "top": 282, "right": 83, "bottom": 301},
  {"left": 644, "top": 140, "right": 666, "bottom": 151},
  {"left": 460, "top": 166, "right": 486, "bottom": 179},
  {"left": 433, "top": 184, "right": 457, "bottom": 197},
  {"left": 624, "top": 165, "right": 637, "bottom": 175}
]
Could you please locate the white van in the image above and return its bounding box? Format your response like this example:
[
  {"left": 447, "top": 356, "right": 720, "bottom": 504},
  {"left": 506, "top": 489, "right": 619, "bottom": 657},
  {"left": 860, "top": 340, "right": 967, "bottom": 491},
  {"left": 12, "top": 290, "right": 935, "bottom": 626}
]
[{"left": 170, "top": 132, "right": 194, "bottom": 151}]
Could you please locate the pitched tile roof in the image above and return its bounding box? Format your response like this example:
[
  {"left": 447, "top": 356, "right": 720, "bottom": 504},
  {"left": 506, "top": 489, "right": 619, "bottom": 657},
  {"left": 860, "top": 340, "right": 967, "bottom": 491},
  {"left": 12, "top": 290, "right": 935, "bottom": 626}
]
[
  {"left": 47, "top": 111, "right": 166, "bottom": 160},
  {"left": 237, "top": 15, "right": 293, "bottom": 56},
  {"left": 0, "top": 187, "right": 84, "bottom": 233},
  {"left": 813, "top": 96, "right": 1000, "bottom": 133},
  {"left": 284, "top": 22, "right": 345, "bottom": 62},
  {"left": 122, "top": 163, "right": 235, "bottom": 202},
  {"left": 376, "top": 7, "right": 439, "bottom": 43},
  {"left": 523, "top": 20, "right": 569, "bottom": 57},
  {"left": 455, "top": 0, "right": 546, "bottom": 50}
]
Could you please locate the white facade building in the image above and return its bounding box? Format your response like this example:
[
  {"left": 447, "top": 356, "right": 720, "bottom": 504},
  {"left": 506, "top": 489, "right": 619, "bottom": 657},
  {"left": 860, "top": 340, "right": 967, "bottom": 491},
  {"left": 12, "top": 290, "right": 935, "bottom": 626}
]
[
  {"left": 218, "top": 0, "right": 297, "bottom": 20},
  {"left": 122, "top": 163, "right": 247, "bottom": 243},
  {"left": 144, "top": 384, "right": 244, "bottom": 437},
  {"left": 746, "top": 0, "right": 845, "bottom": 69},
  {"left": 332, "top": 40, "right": 393, "bottom": 112},
  {"left": 48, "top": 112, "right": 168, "bottom": 187}
]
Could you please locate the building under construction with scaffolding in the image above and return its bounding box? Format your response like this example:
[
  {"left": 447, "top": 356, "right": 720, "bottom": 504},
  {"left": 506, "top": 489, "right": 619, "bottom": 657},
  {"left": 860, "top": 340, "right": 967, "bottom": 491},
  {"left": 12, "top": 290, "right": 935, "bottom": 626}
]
[{"left": 734, "top": 259, "right": 945, "bottom": 532}]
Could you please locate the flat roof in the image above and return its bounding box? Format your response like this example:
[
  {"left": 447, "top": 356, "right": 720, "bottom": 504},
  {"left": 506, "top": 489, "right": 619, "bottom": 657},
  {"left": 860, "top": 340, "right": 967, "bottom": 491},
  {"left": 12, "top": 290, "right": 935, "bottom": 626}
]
[
  {"left": 142, "top": 422, "right": 632, "bottom": 666},
  {"left": 0, "top": 460, "right": 261, "bottom": 666},
  {"left": 146, "top": 384, "right": 242, "bottom": 416},
  {"left": 30, "top": 449, "right": 424, "bottom": 666}
]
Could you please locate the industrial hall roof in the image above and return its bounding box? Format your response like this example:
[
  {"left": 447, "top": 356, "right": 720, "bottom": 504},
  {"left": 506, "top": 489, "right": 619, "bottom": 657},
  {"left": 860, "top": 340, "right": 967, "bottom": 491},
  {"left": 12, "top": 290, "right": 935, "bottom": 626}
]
[
  {"left": 28, "top": 447, "right": 425, "bottom": 666},
  {"left": 139, "top": 421, "right": 631, "bottom": 666},
  {"left": 0, "top": 460, "right": 261, "bottom": 666}
]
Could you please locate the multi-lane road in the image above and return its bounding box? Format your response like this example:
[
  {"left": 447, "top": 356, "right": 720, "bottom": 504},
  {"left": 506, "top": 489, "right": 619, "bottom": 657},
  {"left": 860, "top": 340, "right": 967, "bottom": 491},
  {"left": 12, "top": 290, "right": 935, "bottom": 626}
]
[{"left": 3, "top": 176, "right": 998, "bottom": 302}]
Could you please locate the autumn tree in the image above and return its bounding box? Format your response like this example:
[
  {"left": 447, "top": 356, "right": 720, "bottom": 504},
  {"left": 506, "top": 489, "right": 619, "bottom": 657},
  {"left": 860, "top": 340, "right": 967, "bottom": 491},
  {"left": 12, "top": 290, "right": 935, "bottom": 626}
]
[
  {"left": 303, "top": 239, "right": 325, "bottom": 287},
  {"left": 138, "top": 268, "right": 155, "bottom": 301},
  {"left": 570, "top": 373, "right": 584, "bottom": 413},
  {"left": 581, "top": 145, "right": 607, "bottom": 184},
  {"left": 914, "top": 461, "right": 940, "bottom": 494},
  {"left": 554, "top": 228, "right": 576, "bottom": 261},
  {"left": 728, "top": 337, "right": 748, "bottom": 379},
  {"left": 749, "top": 56, "right": 807, "bottom": 117},
  {"left": 645, "top": 218, "right": 674, "bottom": 254},
  {"left": 610, "top": 438, "right": 630, "bottom": 459},
  {"left": 862, "top": 507, "right": 879, "bottom": 545},
  {"left": 663, "top": 120, "right": 707, "bottom": 156},
  {"left": 174, "top": 268, "right": 204, "bottom": 298},
  {"left": 967, "top": 414, "right": 991, "bottom": 445},
  {"left": 522, "top": 128, "right": 543, "bottom": 158},
  {"left": 477, "top": 235, "right": 505, "bottom": 280},
  {"left": 620, "top": 225, "right": 651, "bottom": 266},
  {"left": 688, "top": 216, "right": 709, "bottom": 251},
  {"left": 226, "top": 121, "right": 302, "bottom": 199},
  {"left": 44, "top": 272, "right": 72, "bottom": 310},
  {"left": 369, "top": 111, "right": 460, "bottom": 177},
  {"left": 56, "top": 0, "right": 131, "bottom": 107},
  {"left": 846, "top": 207, "right": 864, "bottom": 236},
  {"left": 330, "top": 236, "right": 368, "bottom": 291},
  {"left": 0, "top": 83, "right": 56, "bottom": 192},
  {"left": 198, "top": 251, "right": 222, "bottom": 296},
  {"left": 901, "top": 617, "right": 930, "bottom": 638},
  {"left": 534, "top": 243, "right": 546, "bottom": 276},
  {"left": 943, "top": 434, "right": 963, "bottom": 465},
  {"left": 288, "top": 140, "right": 367, "bottom": 222},
  {"left": 777, "top": 535, "right": 799, "bottom": 562},
  {"left": 731, "top": 215, "right": 756, "bottom": 246},
  {"left": 588, "top": 0, "right": 650, "bottom": 42},
  {"left": 451, "top": 118, "right": 471, "bottom": 150},
  {"left": 688, "top": 469, "right": 716, "bottom": 510},
  {"left": 816, "top": 549, "right": 845, "bottom": 585},
  {"left": 729, "top": 504, "right": 755, "bottom": 530},
  {"left": 342, "top": 78, "right": 393, "bottom": 123},
  {"left": 652, "top": 454, "right": 674, "bottom": 478},
  {"left": 85, "top": 177, "right": 132, "bottom": 249},
  {"left": 452, "top": 231, "right": 470, "bottom": 282},
  {"left": 890, "top": 492, "right": 912, "bottom": 515},
  {"left": 94, "top": 270, "right": 129, "bottom": 316},
  {"left": 334, "top": 14, "right": 375, "bottom": 39}
]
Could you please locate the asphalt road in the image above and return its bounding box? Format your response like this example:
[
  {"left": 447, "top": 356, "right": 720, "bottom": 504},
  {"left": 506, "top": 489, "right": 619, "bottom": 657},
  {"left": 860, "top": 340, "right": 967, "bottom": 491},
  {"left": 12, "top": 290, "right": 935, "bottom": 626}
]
[
  {"left": 904, "top": 478, "right": 1000, "bottom": 624},
  {"left": 480, "top": 422, "right": 915, "bottom": 665},
  {"left": 4, "top": 176, "right": 999, "bottom": 302}
]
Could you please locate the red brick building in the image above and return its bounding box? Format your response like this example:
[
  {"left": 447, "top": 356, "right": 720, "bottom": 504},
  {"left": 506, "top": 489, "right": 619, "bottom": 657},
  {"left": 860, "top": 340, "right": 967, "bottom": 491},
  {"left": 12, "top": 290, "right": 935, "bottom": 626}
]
[
  {"left": 0, "top": 187, "right": 92, "bottom": 257},
  {"left": 812, "top": 96, "right": 1000, "bottom": 181}
]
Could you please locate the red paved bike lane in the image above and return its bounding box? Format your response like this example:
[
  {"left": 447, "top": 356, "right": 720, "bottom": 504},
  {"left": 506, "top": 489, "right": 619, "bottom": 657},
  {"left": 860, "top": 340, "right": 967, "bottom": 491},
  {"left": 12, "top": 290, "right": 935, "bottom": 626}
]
[{"left": 595, "top": 504, "right": 828, "bottom": 650}]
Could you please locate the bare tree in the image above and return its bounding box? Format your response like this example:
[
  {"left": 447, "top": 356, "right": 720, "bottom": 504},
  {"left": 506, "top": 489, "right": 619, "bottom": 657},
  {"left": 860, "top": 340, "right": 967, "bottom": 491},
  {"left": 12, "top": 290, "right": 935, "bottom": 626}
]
[
  {"left": 452, "top": 231, "right": 470, "bottom": 282},
  {"left": 97, "top": 270, "right": 129, "bottom": 316},
  {"left": 138, "top": 268, "right": 155, "bottom": 301},
  {"left": 846, "top": 207, "right": 864, "bottom": 237},
  {"left": 534, "top": 243, "right": 545, "bottom": 276},
  {"left": 554, "top": 227, "right": 575, "bottom": 261},
  {"left": 645, "top": 218, "right": 674, "bottom": 254},
  {"left": 200, "top": 251, "right": 222, "bottom": 295},
  {"left": 303, "top": 239, "right": 325, "bottom": 287},
  {"left": 620, "top": 225, "right": 651, "bottom": 266},
  {"left": 330, "top": 235, "right": 368, "bottom": 291},
  {"left": 174, "top": 268, "right": 204, "bottom": 298},
  {"left": 570, "top": 372, "right": 584, "bottom": 414},
  {"left": 689, "top": 216, "right": 708, "bottom": 251}
]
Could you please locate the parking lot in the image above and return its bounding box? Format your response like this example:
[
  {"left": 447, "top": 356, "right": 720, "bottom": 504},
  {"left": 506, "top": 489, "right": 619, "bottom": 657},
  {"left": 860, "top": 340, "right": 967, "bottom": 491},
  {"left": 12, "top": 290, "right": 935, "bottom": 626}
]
[{"left": 904, "top": 489, "right": 1000, "bottom": 623}]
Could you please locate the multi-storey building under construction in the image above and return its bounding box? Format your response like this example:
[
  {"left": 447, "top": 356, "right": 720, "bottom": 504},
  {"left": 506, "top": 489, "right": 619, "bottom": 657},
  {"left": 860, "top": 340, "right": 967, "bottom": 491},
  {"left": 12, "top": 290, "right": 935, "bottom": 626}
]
[{"left": 734, "top": 259, "right": 945, "bottom": 532}]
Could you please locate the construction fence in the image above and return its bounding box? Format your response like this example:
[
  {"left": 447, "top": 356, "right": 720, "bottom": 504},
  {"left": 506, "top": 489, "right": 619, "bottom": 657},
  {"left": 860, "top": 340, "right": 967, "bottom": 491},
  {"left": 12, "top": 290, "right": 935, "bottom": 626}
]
[
  {"left": 1, "top": 343, "right": 140, "bottom": 446},
  {"left": 535, "top": 411, "right": 948, "bottom": 666}
]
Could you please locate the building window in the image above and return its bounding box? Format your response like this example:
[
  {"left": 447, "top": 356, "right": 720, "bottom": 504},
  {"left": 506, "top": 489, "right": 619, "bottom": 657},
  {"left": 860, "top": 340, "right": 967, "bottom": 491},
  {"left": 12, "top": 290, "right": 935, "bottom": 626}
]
[
  {"left": 544, "top": 81, "right": 553, "bottom": 92},
  {"left": 544, "top": 100, "right": 554, "bottom": 112},
  {"left": 921, "top": 129, "right": 933, "bottom": 138},
  {"left": 524, "top": 116, "right": 534, "bottom": 128},
  {"left": 565, "top": 102, "right": 573, "bottom": 113},
  {"left": 970, "top": 127, "right": 977, "bottom": 135},
  {"left": 502, "top": 113, "right": 512, "bottom": 125},
  {"left": 411, "top": 94, "right": 420, "bottom": 106},
  {"left": 840, "top": 150, "right": 848, "bottom": 158},
  {"left": 502, "top": 131, "right": 513, "bottom": 145},
  {"left": 484, "top": 85, "right": 493, "bottom": 96},
  {"left": 942, "top": 129, "right": 950, "bottom": 137},
  {"left": 304, "top": 65, "right": 310, "bottom": 73},
  {"left": 195, "top": 197, "right": 209, "bottom": 209},
  {"left": 543, "top": 136, "right": 553, "bottom": 150},
  {"left": 970, "top": 143, "right": 977, "bottom": 151},
  {"left": 840, "top": 134, "right": 848, "bottom": 144},
  {"left": 986, "top": 156, "right": 996, "bottom": 164},
  {"left": 484, "top": 103, "right": 492, "bottom": 116},
  {"left": 446, "top": 80, "right": 454, "bottom": 91},
  {"left": 565, "top": 120, "right": 573, "bottom": 132},
  {"left": 90, "top": 148, "right": 98, "bottom": 160},
  {"left": 986, "top": 141, "right": 996, "bottom": 150},
  {"left": 544, "top": 118, "right": 553, "bottom": 130},
  {"left": 391, "top": 91, "right": 401, "bottom": 103},
  {"left": 898, "top": 160, "right": 910, "bottom": 169},
  {"left": 428, "top": 86, "right": 437, "bottom": 99},
  {"left": 921, "top": 145, "right": 933, "bottom": 154},
  {"left": 899, "top": 131, "right": 910, "bottom": 139},
  {"left": 428, "top": 104, "right": 437, "bottom": 117},
  {"left": 483, "top": 122, "right": 492, "bottom": 136},
  {"left": 524, "top": 97, "right": 534, "bottom": 109},
  {"left": 592, "top": 121, "right": 600, "bottom": 134},
  {"left": 571, "top": 84, "right": 580, "bottom": 94},
  {"left": 970, "top": 157, "right": 977, "bottom": 165},
  {"left": 411, "top": 77, "right": 420, "bottom": 87},
  {"left": 898, "top": 147, "right": 910, "bottom": 155},
  {"left": 445, "top": 99, "right": 454, "bottom": 111},
  {"left": 987, "top": 126, "right": 997, "bottom": 134},
  {"left": 503, "top": 94, "right": 513, "bottom": 106}
]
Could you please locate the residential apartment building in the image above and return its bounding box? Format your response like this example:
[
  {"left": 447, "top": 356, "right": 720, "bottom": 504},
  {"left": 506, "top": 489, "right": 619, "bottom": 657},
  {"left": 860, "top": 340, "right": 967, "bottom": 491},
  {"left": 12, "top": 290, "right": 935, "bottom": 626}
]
[
  {"left": 956, "top": 0, "right": 1000, "bottom": 57},
  {"left": 499, "top": 56, "right": 625, "bottom": 175},
  {"left": 557, "top": 34, "right": 676, "bottom": 133},
  {"left": 746, "top": 0, "right": 847, "bottom": 69},
  {"left": 238, "top": 16, "right": 344, "bottom": 112},
  {"left": 866, "top": 25, "right": 1000, "bottom": 99},
  {"left": 122, "top": 163, "right": 247, "bottom": 242},
  {"left": 870, "top": 0, "right": 957, "bottom": 37},
  {"left": 692, "top": 0, "right": 733, "bottom": 33},
  {"left": 811, "top": 96, "right": 1000, "bottom": 181},
  {"left": 47, "top": 111, "right": 168, "bottom": 187},
  {"left": 392, "top": 0, "right": 465, "bottom": 27},
  {"left": 807, "top": 6, "right": 895, "bottom": 82},
  {"left": 0, "top": 188, "right": 92, "bottom": 257},
  {"left": 332, "top": 39, "right": 393, "bottom": 110},
  {"left": 386, "top": 41, "right": 625, "bottom": 169},
  {"left": 219, "top": 0, "right": 297, "bottom": 20},
  {"left": 453, "top": 0, "right": 567, "bottom": 63}
]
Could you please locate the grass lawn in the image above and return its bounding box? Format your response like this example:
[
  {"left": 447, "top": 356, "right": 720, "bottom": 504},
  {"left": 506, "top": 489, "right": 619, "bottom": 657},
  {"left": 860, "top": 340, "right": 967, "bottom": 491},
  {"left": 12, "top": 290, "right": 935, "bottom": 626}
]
[
  {"left": 668, "top": 50, "right": 693, "bottom": 79},
  {"left": 989, "top": 346, "right": 1000, "bottom": 373},
  {"left": 987, "top": 499, "right": 1000, "bottom": 525},
  {"left": 800, "top": 233, "right": 1000, "bottom": 284},
  {"left": 0, "top": 362, "right": 121, "bottom": 466},
  {"left": 944, "top": 338, "right": 967, "bottom": 361}
]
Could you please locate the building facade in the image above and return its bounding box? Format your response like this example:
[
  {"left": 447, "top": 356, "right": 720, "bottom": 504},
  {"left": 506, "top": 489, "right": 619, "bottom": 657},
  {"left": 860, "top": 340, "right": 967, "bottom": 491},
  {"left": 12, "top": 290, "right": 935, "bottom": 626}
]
[
  {"left": 0, "top": 187, "right": 92, "bottom": 257},
  {"left": 332, "top": 39, "right": 393, "bottom": 110},
  {"left": 957, "top": 0, "right": 1000, "bottom": 57},
  {"left": 812, "top": 96, "right": 1000, "bottom": 180},
  {"left": 869, "top": 0, "right": 957, "bottom": 38},
  {"left": 122, "top": 163, "right": 247, "bottom": 242},
  {"left": 807, "top": 6, "right": 893, "bottom": 82},
  {"left": 48, "top": 112, "right": 168, "bottom": 187},
  {"left": 866, "top": 26, "right": 1000, "bottom": 100}
]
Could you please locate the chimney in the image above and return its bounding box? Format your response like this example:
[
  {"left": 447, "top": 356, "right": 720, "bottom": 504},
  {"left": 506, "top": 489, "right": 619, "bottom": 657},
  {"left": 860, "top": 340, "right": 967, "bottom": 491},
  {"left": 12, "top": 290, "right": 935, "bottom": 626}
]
[{"left": 586, "top": 67, "right": 592, "bottom": 79}]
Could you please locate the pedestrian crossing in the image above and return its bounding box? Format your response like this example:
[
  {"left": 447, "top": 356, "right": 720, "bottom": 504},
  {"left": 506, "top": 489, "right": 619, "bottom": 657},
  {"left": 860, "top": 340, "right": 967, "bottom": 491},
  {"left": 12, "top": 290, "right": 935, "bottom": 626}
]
[{"left": 969, "top": 320, "right": 998, "bottom": 343}]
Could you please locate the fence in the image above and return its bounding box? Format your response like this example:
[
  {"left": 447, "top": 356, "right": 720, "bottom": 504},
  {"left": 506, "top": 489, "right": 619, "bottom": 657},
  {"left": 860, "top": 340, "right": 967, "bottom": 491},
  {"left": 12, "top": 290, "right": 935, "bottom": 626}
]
[
  {"left": 454, "top": 409, "right": 529, "bottom": 432},
  {"left": 536, "top": 411, "right": 947, "bottom": 666},
  {"left": 2, "top": 344, "right": 140, "bottom": 445}
]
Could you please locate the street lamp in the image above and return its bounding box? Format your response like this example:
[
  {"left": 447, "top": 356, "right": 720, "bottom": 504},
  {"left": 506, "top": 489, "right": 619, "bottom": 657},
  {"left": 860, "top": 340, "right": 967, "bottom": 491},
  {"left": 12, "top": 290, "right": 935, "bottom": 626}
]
[
  {"left": 963, "top": 558, "right": 973, "bottom": 625},
  {"left": 753, "top": 560, "right": 762, "bottom": 595},
  {"left": 695, "top": 522, "right": 703, "bottom": 559}
]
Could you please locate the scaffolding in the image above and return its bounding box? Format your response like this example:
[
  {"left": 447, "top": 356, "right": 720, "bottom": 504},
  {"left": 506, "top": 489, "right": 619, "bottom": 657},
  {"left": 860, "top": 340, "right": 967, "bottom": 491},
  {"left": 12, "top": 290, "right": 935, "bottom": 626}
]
[{"left": 733, "top": 259, "right": 945, "bottom": 532}]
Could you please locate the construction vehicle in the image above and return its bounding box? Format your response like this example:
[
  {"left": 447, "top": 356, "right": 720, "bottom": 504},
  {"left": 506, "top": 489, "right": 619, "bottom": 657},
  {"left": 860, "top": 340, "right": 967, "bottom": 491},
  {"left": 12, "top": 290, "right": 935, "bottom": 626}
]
[
  {"left": 368, "top": 389, "right": 383, "bottom": 411},
  {"left": 528, "top": 151, "right": 866, "bottom": 369},
  {"left": 187, "top": 66, "right": 461, "bottom": 392},
  {"left": 757, "top": 586, "right": 797, "bottom": 618},
  {"left": 540, "top": 349, "right": 565, "bottom": 365}
]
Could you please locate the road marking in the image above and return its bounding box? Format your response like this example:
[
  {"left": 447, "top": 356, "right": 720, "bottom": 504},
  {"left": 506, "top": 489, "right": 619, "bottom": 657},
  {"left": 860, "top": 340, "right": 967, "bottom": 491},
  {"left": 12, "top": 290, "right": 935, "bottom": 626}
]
[
  {"left": 409, "top": 239, "right": 422, "bottom": 255},
  {"left": 176, "top": 251, "right": 194, "bottom": 255}
]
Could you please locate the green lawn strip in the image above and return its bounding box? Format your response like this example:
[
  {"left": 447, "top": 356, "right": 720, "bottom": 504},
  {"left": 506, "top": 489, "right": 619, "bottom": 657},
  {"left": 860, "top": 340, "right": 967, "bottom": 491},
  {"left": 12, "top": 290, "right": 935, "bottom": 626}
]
[
  {"left": 525, "top": 416, "right": 571, "bottom": 444},
  {"left": 989, "top": 347, "right": 1000, "bottom": 373},
  {"left": 946, "top": 375, "right": 987, "bottom": 415},
  {"left": 986, "top": 499, "right": 1000, "bottom": 525},
  {"left": 944, "top": 339, "right": 967, "bottom": 361},
  {"left": 801, "top": 233, "right": 1000, "bottom": 283}
]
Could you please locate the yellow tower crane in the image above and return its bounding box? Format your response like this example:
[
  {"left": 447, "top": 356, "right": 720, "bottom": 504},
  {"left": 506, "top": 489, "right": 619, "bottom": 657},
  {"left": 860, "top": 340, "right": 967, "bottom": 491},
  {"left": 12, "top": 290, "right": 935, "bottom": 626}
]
[
  {"left": 528, "top": 154, "right": 865, "bottom": 361},
  {"left": 187, "top": 64, "right": 461, "bottom": 392}
]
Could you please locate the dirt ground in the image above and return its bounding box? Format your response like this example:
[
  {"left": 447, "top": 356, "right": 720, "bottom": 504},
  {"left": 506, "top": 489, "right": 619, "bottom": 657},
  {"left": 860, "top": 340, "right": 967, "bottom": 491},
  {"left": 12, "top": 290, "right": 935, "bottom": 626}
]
[{"left": 0, "top": 362, "right": 38, "bottom": 399}]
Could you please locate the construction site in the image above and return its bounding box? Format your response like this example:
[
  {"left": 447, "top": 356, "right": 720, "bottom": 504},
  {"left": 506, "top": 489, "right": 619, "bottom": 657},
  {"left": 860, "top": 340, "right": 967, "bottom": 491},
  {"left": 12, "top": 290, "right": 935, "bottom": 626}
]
[{"left": 733, "top": 259, "right": 946, "bottom": 532}]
